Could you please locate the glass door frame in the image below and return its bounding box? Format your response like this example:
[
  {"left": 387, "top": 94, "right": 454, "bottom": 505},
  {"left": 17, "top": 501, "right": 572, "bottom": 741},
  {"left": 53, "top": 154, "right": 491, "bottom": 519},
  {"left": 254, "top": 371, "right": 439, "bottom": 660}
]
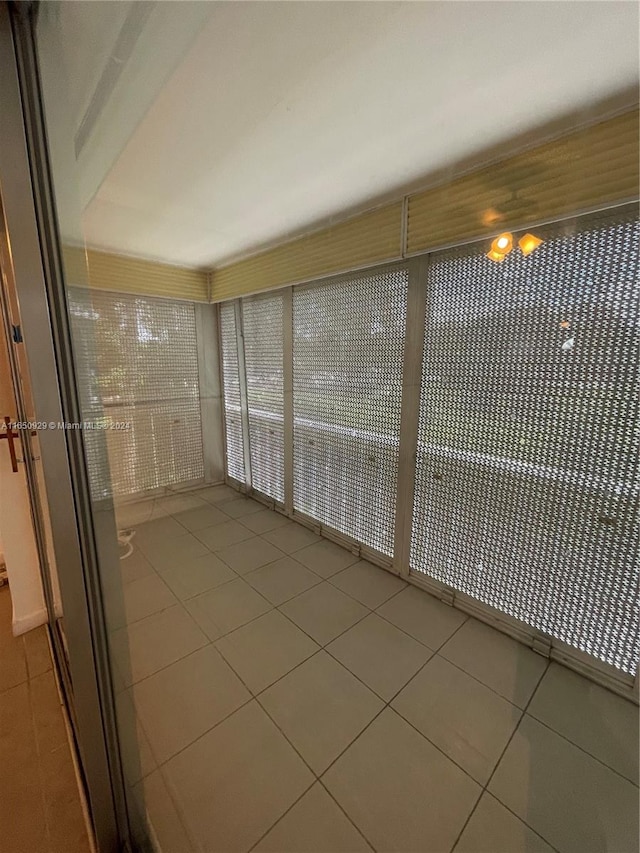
[{"left": 0, "top": 2, "right": 127, "bottom": 849}]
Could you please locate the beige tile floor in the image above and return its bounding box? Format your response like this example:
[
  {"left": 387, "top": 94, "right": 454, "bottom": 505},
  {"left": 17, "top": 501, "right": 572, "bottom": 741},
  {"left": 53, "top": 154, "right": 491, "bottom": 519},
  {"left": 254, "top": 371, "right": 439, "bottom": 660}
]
[
  {"left": 113, "top": 486, "right": 640, "bottom": 853},
  {"left": 0, "top": 585, "right": 91, "bottom": 853}
]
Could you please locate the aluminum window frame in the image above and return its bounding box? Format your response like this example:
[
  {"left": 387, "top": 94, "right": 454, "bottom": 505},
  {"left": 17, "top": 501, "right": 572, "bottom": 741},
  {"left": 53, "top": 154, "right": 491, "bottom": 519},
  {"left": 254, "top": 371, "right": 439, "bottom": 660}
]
[
  {"left": 218, "top": 299, "right": 247, "bottom": 488},
  {"left": 408, "top": 203, "right": 639, "bottom": 699},
  {"left": 218, "top": 231, "right": 638, "bottom": 702},
  {"left": 241, "top": 290, "right": 286, "bottom": 506},
  {"left": 1, "top": 5, "right": 125, "bottom": 847},
  {"left": 67, "top": 287, "right": 207, "bottom": 499},
  {"left": 291, "top": 259, "right": 412, "bottom": 564}
]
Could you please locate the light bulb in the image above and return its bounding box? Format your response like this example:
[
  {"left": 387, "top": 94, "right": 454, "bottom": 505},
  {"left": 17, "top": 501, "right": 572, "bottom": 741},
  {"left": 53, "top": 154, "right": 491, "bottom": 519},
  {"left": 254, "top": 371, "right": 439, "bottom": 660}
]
[
  {"left": 490, "top": 233, "right": 513, "bottom": 255},
  {"left": 518, "top": 233, "right": 543, "bottom": 256}
]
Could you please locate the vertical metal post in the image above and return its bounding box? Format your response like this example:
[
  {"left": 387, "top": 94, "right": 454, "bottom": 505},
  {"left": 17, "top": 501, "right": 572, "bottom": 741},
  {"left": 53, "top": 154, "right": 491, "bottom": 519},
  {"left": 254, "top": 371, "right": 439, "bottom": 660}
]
[
  {"left": 0, "top": 4, "right": 125, "bottom": 848},
  {"left": 195, "top": 302, "right": 224, "bottom": 484},
  {"left": 393, "top": 255, "right": 429, "bottom": 578},
  {"left": 215, "top": 302, "right": 232, "bottom": 484},
  {"left": 283, "top": 286, "right": 294, "bottom": 515},
  {"left": 234, "top": 299, "right": 252, "bottom": 491}
]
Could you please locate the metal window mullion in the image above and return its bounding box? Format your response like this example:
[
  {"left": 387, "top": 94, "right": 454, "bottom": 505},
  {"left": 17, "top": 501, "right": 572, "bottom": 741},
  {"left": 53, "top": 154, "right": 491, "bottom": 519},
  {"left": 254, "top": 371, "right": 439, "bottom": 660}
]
[
  {"left": 393, "top": 255, "right": 429, "bottom": 578},
  {"left": 283, "top": 286, "right": 294, "bottom": 515},
  {"left": 216, "top": 303, "right": 231, "bottom": 484},
  {"left": 195, "top": 302, "right": 224, "bottom": 484},
  {"left": 218, "top": 302, "right": 243, "bottom": 483},
  {"left": 216, "top": 303, "right": 235, "bottom": 483},
  {"left": 235, "top": 299, "right": 252, "bottom": 491}
]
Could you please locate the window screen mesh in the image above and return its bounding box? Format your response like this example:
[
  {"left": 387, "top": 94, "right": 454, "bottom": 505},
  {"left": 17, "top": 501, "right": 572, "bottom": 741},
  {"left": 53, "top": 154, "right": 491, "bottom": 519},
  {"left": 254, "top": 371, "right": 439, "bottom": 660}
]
[
  {"left": 219, "top": 302, "right": 245, "bottom": 482},
  {"left": 410, "top": 207, "right": 639, "bottom": 675},
  {"left": 242, "top": 294, "right": 285, "bottom": 502},
  {"left": 293, "top": 269, "right": 408, "bottom": 556},
  {"left": 68, "top": 289, "right": 204, "bottom": 498}
]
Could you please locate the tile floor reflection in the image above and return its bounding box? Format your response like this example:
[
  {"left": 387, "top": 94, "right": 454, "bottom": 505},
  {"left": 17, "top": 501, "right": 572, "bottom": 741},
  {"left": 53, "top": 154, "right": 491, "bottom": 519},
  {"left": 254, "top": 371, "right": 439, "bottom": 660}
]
[
  {"left": 112, "top": 486, "right": 639, "bottom": 853},
  {"left": 0, "top": 587, "right": 91, "bottom": 853}
]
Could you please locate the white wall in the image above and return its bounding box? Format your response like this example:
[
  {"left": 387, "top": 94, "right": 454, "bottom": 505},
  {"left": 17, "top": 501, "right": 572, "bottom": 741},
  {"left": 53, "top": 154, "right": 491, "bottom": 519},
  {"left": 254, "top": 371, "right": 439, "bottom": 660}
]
[{"left": 0, "top": 434, "right": 47, "bottom": 634}]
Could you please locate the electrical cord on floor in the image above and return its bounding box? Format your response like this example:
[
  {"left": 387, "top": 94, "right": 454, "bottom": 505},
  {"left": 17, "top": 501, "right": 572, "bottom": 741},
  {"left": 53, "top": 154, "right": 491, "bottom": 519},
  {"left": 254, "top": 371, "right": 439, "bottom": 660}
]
[
  {"left": 116, "top": 484, "right": 194, "bottom": 560},
  {"left": 117, "top": 528, "right": 136, "bottom": 560}
]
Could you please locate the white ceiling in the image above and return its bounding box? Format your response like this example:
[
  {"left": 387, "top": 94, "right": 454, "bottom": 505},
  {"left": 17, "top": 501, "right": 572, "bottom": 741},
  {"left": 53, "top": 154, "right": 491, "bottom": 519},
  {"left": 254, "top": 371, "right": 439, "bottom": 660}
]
[{"left": 46, "top": 1, "right": 639, "bottom": 269}]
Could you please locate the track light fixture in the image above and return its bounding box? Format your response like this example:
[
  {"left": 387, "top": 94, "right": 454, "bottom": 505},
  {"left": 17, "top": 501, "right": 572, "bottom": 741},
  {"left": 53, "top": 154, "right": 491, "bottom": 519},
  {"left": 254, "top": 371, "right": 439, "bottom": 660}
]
[
  {"left": 486, "top": 248, "right": 507, "bottom": 263},
  {"left": 492, "top": 233, "right": 513, "bottom": 253},
  {"left": 518, "top": 233, "right": 544, "bottom": 257},
  {"left": 486, "top": 230, "right": 543, "bottom": 263}
]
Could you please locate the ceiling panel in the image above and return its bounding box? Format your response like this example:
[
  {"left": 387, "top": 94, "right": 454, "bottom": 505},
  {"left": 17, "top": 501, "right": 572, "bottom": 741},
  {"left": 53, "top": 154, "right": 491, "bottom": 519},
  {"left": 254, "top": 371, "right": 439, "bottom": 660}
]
[{"left": 45, "top": 1, "right": 639, "bottom": 268}]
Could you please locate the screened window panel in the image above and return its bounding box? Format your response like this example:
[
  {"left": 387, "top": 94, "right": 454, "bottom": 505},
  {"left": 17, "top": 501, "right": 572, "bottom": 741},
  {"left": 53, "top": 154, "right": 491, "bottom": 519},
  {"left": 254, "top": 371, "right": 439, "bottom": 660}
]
[
  {"left": 293, "top": 268, "right": 408, "bottom": 556},
  {"left": 219, "top": 302, "right": 245, "bottom": 482},
  {"left": 68, "top": 289, "right": 204, "bottom": 498},
  {"left": 410, "top": 207, "right": 640, "bottom": 675},
  {"left": 242, "top": 294, "right": 285, "bottom": 502},
  {"left": 67, "top": 288, "right": 112, "bottom": 500}
]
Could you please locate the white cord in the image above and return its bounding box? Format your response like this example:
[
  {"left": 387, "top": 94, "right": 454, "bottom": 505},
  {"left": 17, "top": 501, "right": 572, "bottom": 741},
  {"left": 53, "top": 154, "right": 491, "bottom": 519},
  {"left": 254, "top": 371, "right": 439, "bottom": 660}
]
[
  {"left": 117, "top": 528, "right": 136, "bottom": 560},
  {"left": 116, "top": 484, "right": 188, "bottom": 561}
]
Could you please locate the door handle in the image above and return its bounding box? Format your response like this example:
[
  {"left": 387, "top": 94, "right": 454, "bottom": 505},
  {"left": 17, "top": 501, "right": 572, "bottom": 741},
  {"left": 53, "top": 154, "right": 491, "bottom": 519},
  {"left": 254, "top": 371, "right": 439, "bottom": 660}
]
[
  {"left": 1, "top": 417, "right": 41, "bottom": 471},
  {"left": 1, "top": 416, "right": 19, "bottom": 472}
]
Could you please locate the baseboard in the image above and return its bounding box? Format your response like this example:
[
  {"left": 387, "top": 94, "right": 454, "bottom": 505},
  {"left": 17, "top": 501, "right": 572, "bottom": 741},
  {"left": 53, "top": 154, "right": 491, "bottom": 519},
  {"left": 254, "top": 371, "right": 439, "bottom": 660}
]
[{"left": 12, "top": 606, "right": 47, "bottom": 636}]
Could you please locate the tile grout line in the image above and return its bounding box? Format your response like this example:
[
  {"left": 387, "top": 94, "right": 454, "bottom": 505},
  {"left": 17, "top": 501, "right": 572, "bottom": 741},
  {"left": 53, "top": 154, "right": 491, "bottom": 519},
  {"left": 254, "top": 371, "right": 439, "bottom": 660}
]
[
  {"left": 116, "top": 618, "right": 212, "bottom": 690},
  {"left": 274, "top": 611, "right": 482, "bottom": 786},
  {"left": 0, "top": 672, "right": 31, "bottom": 696},
  {"left": 259, "top": 689, "right": 391, "bottom": 849},
  {"left": 257, "top": 610, "right": 527, "bottom": 849},
  {"left": 149, "top": 506, "right": 392, "bottom": 615},
  {"left": 243, "top": 529, "right": 620, "bottom": 775},
  {"left": 124, "top": 491, "right": 638, "bottom": 851},
  {"left": 27, "top": 670, "right": 70, "bottom": 853},
  {"left": 449, "top": 658, "right": 561, "bottom": 853},
  {"left": 134, "top": 495, "right": 257, "bottom": 554},
  {"left": 116, "top": 484, "right": 237, "bottom": 529},
  {"left": 156, "top": 762, "right": 211, "bottom": 853},
  {"left": 250, "top": 646, "right": 385, "bottom": 851},
  {"left": 316, "top": 778, "right": 377, "bottom": 852},
  {"left": 138, "top": 630, "right": 320, "bottom": 849},
  {"left": 126, "top": 546, "right": 638, "bottom": 798},
  {"left": 130, "top": 513, "right": 636, "bottom": 788},
  {"left": 160, "top": 568, "right": 242, "bottom": 606},
  {"left": 370, "top": 571, "right": 474, "bottom": 652},
  {"left": 482, "top": 657, "right": 558, "bottom": 843},
  {"left": 134, "top": 593, "right": 427, "bottom": 850},
  {"left": 26, "top": 671, "right": 54, "bottom": 853},
  {"left": 467, "top": 792, "right": 563, "bottom": 853},
  {"left": 244, "top": 777, "right": 317, "bottom": 853},
  {"left": 121, "top": 574, "right": 296, "bottom": 691},
  {"left": 327, "top": 615, "right": 494, "bottom": 791},
  {"left": 144, "top": 692, "right": 257, "bottom": 774},
  {"left": 275, "top": 598, "right": 374, "bottom": 657},
  {"left": 429, "top": 648, "right": 534, "bottom": 709},
  {"left": 127, "top": 552, "right": 467, "bottom": 771},
  {"left": 497, "top": 654, "right": 640, "bottom": 786},
  {"left": 524, "top": 711, "right": 640, "bottom": 788},
  {"left": 142, "top": 650, "right": 324, "bottom": 851}
]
